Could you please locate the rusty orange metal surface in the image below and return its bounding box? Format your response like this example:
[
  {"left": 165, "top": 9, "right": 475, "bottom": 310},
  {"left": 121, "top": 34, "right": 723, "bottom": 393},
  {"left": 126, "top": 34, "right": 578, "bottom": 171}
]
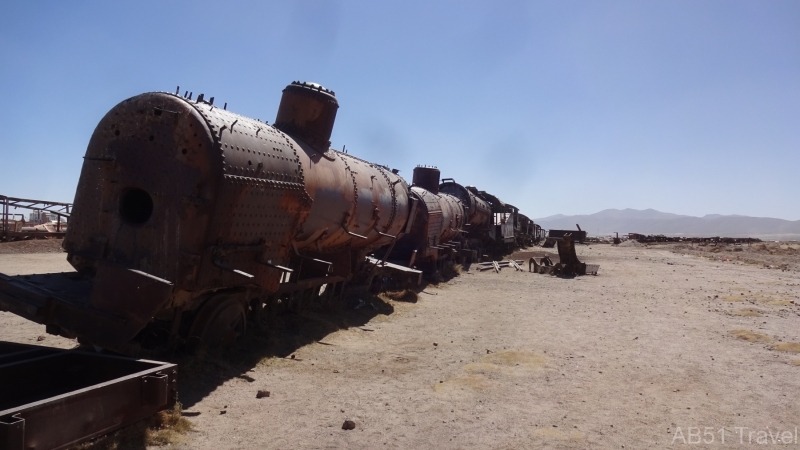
[{"left": 439, "top": 178, "right": 491, "bottom": 231}]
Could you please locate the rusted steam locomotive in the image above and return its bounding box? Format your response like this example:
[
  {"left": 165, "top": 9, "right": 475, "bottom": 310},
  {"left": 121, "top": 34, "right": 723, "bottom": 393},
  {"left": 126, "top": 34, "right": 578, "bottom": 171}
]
[{"left": 0, "top": 82, "right": 539, "bottom": 355}]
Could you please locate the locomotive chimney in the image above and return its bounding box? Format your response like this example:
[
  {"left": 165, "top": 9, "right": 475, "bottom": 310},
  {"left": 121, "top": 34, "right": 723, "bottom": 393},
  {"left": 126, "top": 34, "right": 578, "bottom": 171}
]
[
  {"left": 274, "top": 81, "right": 339, "bottom": 152},
  {"left": 412, "top": 166, "right": 441, "bottom": 194}
]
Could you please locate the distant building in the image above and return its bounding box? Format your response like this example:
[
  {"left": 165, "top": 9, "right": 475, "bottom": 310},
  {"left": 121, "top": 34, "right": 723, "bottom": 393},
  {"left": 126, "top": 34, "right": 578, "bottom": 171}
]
[{"left": 29, "top": 211, "right": 47, "bottom": 223}]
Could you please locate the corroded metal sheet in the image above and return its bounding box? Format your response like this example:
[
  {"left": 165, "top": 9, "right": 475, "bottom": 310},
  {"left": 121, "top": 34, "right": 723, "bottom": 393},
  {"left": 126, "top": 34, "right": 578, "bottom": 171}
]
[
  {"left": 412, "top": 187, "right": 443, "bottom": 249},
  {"left": 438, "top": 192, "right": 464, "bottom": 244},
  {"left": 0, "top": 343, "right": 176, "bottom": 450},
  {"left": 439, "top": 180, "right": 490, "bottom": 230},
  {"left": 529, "top": 237, "right": 598, "bottom": 276},
  {"left": 295, "top": 150, "right": 410, "bottom": 253}
]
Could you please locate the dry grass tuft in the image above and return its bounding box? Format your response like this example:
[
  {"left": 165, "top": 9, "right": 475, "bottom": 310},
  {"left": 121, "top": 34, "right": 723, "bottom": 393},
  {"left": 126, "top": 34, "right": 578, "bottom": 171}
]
[
  {"left": 729, "top": 330, "right": 772, "bottom": 343},
  {"left": 433, "top": 374, "right": 492, "bottom": 392},
  {"left": 762, "top": 298, "right": 793, "bottom": 306},
  {"left": 380, "top": 289, "right": 418, "bottom": 303},
  {"left": 731, "top": 309, "right": 762, "bottom": 317},
  {"left": 667, "top": 241, "right": 800, "bottom": 272},
  {"left": 482, "top": 350, "right": 547, "bottom": 368},
  {"left": 146, "top": 403, "right": 193, "bottom": 445},
  {"left": 771, "top": 342, "right": 800, "bottom": 353},
  {"left": 441, "top": 262, "right": 462, "bottom": 279},
  {"left": 71, "top": 402, "right": 192, "bottom": 450}
]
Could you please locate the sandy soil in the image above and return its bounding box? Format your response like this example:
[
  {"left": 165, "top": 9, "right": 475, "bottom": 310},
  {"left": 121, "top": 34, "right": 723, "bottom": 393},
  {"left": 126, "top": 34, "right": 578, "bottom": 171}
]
[
  {"left": 1, "top": 245, "right": 799, "bottom": 449},
  {"left": 0, "top": 237, "right": 66, "bottom": 254},
  {"left": 0, "top": 252, "right": 77, "bottom": 349}
]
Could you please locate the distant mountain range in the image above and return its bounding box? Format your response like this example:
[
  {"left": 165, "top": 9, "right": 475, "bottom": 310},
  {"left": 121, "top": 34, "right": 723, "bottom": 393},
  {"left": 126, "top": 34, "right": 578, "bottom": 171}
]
[{"left": 535, "top": 209, "right": 800, "bottom": 241}]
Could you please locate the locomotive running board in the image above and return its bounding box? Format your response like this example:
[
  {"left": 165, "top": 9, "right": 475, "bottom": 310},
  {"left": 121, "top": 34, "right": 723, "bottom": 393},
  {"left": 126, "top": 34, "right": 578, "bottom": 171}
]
[
  {"left": 0, "top": 341, "right": 176, "bottom": 450},
  {"left": 0, "top": 266, "right": 173, "bottom": 349},
  {"left": 365, "top": 257, "right": 423, "bottom": 286}
]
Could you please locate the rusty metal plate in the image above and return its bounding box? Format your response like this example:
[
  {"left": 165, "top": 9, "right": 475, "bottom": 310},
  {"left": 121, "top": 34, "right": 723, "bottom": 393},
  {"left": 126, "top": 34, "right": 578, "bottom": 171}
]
[
  {"left": 410, "top": 187, "right": 442, "bottom": 248},
  {"left": 439, "top": 180, "right": 490, "bottom": 230},
  {"left": 0, "top": 343, "right": 176, "bottom": 450},
  {"left": 0, "top": 267, "right": 172, "bottom": 349}
]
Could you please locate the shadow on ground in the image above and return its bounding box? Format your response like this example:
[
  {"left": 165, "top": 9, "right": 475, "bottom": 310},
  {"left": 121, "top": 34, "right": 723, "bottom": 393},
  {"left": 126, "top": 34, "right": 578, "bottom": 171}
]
[
  {"left": 178, "top": 290, "right": 403, "bottom": 409},
  {"left": 70, "top": 281, "right": 436, "bottom": 449}
]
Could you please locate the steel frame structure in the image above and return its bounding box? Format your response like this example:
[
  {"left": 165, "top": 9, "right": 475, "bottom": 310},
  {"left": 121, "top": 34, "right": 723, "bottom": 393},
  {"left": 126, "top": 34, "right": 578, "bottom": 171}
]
[{"left": 0, "top": 195, "right": 72, "bottom": 240}]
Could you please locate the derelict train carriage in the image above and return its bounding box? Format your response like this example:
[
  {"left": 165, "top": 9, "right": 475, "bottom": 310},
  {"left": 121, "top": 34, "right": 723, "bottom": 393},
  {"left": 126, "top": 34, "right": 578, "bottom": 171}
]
[
  {"left": 516, "top": 214, "right": 544, "bottom": 247},
  {"left": 385, "top": 166, "right": 466, "bottom": 274},
  {"left": 0, "top": 82, "right": 541, "bottom": 356}
]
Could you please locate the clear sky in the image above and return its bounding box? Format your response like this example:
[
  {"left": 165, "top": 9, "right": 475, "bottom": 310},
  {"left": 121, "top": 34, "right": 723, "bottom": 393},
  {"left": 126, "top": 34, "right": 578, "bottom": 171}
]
[{"left": 1, "top": 1, "right": 798, "bottom": 220}]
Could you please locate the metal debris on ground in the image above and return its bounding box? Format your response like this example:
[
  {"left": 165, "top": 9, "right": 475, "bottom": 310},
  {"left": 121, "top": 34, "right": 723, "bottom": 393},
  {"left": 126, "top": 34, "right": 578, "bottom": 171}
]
[
  {"left": 475, "top": 260, "right": 526, "bottom": 272},
  {"left": 528, "top": 236, "right": 599, "bottom": 276},
  {"left": 584, "top": 264, "right": 600, "bottom": 275},
  {"left": 547, "top": 224, "right": 587, "bottom": 243},
  {"left": 541, "top": 238, "right": 557, "bottom": 248}
]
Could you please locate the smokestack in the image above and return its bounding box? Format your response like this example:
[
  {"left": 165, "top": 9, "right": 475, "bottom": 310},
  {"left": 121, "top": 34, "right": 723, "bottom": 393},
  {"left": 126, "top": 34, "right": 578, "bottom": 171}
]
[
  {"left": 412, "top": 165, "right": 441, "bottom": 194},
  {"left": 274, "top": 81, "right": 339, "bottom": 152}
]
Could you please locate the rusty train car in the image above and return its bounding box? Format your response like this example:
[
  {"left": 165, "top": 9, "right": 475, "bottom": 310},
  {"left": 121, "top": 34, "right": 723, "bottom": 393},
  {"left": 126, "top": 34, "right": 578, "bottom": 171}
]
[
  {"left": 516, "top": 214, "right": 545, "bottom": 247},
  {"left": 386, "top": 166, "right": 467, "bottom": 273},
  {"left": 385, "top": 166, "right": 533, "bottom": 273},
  {"left": 0, "top": 82, "right": 539, "bottom": 355}
]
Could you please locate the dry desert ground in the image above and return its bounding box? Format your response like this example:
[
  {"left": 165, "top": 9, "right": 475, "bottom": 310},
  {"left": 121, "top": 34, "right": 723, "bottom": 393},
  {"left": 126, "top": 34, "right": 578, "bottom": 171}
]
[{"left": 1, "top": 240, "right": 799, "bottom": 449}]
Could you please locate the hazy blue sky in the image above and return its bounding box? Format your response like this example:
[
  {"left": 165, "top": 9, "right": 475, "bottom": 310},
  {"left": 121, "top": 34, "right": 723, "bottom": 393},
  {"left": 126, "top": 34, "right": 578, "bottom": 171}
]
[{"left": 1, "top": 1, "right": 798, "bottom": 220}]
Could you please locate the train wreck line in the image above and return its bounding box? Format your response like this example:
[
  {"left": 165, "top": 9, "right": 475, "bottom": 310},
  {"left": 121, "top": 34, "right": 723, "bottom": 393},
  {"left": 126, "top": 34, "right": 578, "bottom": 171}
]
[{"left": 0, "top": 81, "right": 548, "bottom": 361}]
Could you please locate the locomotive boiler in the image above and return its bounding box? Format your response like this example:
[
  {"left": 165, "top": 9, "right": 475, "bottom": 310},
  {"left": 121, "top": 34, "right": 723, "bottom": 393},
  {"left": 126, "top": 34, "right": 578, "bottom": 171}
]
[
  {"left": 0, "top": 82, "right": 411, "bottom": 354},
  {"left": 387, "top": 166, "right": 465, "bottom": 272},
  {"left": 439, "top": 178, "right": 492, "bottom": 232},
  {"left": 438, "top": 177, "right": 492, "bottom": 259}
]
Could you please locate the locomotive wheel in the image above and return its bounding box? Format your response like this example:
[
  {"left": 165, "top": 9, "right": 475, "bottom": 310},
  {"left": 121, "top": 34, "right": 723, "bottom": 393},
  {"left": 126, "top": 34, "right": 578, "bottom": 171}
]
[{"left": 188, "top": 296, "right": 247, "bottom": 350}]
